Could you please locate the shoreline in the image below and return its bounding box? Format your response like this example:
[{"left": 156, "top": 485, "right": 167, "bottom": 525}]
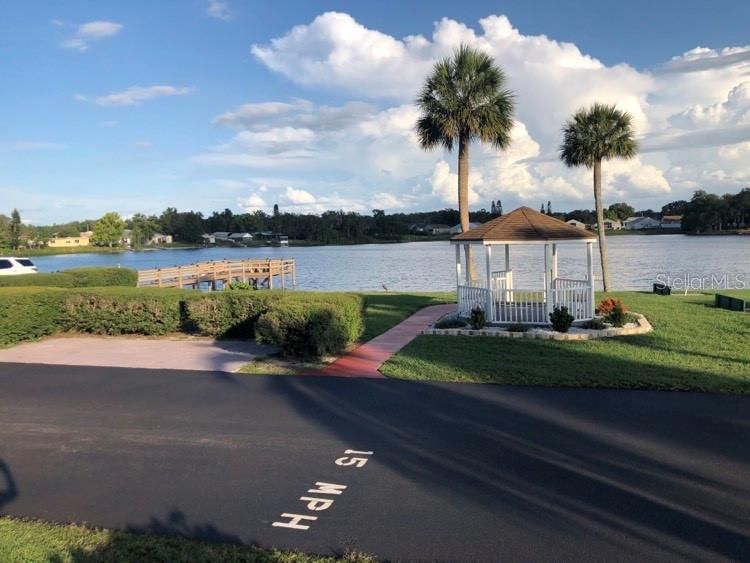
[{"left": 8, "top": 231, "right": 749, "bottom": 258}]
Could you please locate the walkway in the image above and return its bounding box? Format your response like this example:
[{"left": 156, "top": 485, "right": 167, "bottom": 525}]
[
  {"left": 319, "top": 303, "right": 455, "bottom": 378},
  {"left": 0, "top": 336, "right": 275, "bottom": 373}
]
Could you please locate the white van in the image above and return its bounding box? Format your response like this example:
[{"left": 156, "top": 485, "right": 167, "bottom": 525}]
[{"left": 0, "top": 257, "right": 39, "bottom": 275}]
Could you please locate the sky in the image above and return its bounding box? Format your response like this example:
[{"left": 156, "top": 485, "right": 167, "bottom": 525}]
[{"left": 2, "top": 0, "right": 750, "bottom": 224}]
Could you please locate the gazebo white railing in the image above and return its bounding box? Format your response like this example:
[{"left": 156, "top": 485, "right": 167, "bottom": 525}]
[{"left": 451, "top": 206, "right": 598, "bottom": 326}]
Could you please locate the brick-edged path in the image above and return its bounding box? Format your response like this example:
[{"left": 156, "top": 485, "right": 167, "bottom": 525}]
[{"left": 318, "top": 304, "right": 455, "bottom": 378}]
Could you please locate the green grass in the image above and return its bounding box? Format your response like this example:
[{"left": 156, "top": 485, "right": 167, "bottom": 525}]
[
  {"left": 360, "top": 292, "right": 455, "bottom": 341},
  {"left": 381, "top": 292, "right": 750, "bottom": 394},
  {"left": 0, "top": 517, "right": 373, "bottom": 563}
]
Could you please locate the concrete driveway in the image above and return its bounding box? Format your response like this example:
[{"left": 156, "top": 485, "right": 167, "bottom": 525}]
[{"left": 0, "top": 336, "right": 275, "bottom": 373}]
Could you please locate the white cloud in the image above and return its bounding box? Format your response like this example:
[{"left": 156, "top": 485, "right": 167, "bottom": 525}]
[
  {"left": 75, "top": 85, "right": 192, "bottom": 106},
  {"left": 193, "top": 12, "right": 750, "bottom": 213},
  {"left": 61, "top": 20, "right": 122, "bottom": 51},
  {"left": 238, "top": 193, "right": 266, "bottom": 211},
  {"left": 281, "top": 186, "right": 316, "bottom": 205},
  {"left": 135, "top": 140, "right": 153, "bottom": 148},
  {"left": 207, "top": 0, "right": 232, "bottom": 21},
  {"left": 430, "top": 160, "right": 482, "bottom": 205}
]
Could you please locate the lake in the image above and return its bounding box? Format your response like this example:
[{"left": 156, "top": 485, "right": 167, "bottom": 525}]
[{"left": 29, "top": 235, "right": 750, "bottom": 292}]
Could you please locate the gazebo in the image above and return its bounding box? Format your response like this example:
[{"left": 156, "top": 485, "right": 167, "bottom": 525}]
[{"left": 451, "top": 206, "right": 598, "bottom": 324}]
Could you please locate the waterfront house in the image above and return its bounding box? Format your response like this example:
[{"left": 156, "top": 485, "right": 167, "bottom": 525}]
[
  {"left": 213, "top": 232, "right": 232, "bottom": 242},
  {"left": 593, "top": 219, "right": 622, "bottom": 230},
  {"left": 624, "top": 217, "right": 660, "bottom": 230},
  {"left": 565, "top": 219, "right": 587, "bottom": 230},
  {"left": 229, "top": 232, "right": 253, "bottom": 244},
  {"left": 424, "top": 224, "right": 452, "bottom": 235},
  {"left": 149, "top": 233, "right": 173, "bottom": 245},
  {"left": 450, "top": 223, "right": 481, "bottom": 234},
  {"left": 47, "top": 233, "right": 91, "bottom": 247},
  {"left": 201, "top": 234, "right": 216, "bottom": 244},
  {"left": 660, "top": 215, "right": 683, "bottom": 230}
]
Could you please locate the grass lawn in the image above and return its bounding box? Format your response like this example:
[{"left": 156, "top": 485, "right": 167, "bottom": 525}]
[
  {"left": 359, "top": 292, "right": 455, "bottom": 341},
  {"left": 381, "top": 292, "right": 750, "bottom": 394},
  {"left": 0, "top": 517, "right": 373, "bottom": 563}
]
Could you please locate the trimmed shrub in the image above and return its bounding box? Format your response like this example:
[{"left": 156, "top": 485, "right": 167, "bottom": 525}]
[
  {"left": 549, "top": 306, "right": 574, "bottom": 333},
  {"left": 184, "top": 291, "right": 279, "bottom": 337},
  {"left": 64, "top": 267, "right": 137, "bottom": 287},
  {"left": 0, "top": 288, "right": 67, "bottom": 346},
  {"left": 62, "top": 289, "right": 186, "bottom": 335},
  {"left": 470, "top": 306, "right": 486, "bottom": 330},
  {"left": 0, "top": 268, "right": 137, "bottom": 288},
  {"left": 256, "top": 295, "right": 364, "bottom": 358},
  {"left": 434, "top": 315, "right": 468, "bottom": 329}
]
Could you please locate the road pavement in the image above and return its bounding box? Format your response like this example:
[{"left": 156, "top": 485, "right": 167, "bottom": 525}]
[{"left": 0, "top": 363, "right": 748, "bottom": 562}]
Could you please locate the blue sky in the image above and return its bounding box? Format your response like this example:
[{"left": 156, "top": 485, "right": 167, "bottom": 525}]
[{"left": 2, "top": 1, "right": 750, "bottom": 224}]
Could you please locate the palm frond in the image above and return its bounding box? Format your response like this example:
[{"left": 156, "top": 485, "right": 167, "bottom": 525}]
[{"left": 415, "top": 43, "right": 515, "bottom": 153}]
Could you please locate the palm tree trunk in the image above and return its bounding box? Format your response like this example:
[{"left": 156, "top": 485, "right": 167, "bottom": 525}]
[
  {"left": 593, "top": 159, "right": 610, "bottom": 291},
  {"left": 458, "top": 134, "right": 477, "bottom": 283}
]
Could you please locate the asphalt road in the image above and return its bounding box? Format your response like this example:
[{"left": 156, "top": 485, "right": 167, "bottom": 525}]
[{"left": 0, "top": 363, "right": 749, "bottom": 562}]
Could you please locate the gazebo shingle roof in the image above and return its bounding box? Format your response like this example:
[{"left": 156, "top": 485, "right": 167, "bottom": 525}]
[{"left": 451, "top": 206, "right": 597, "bottom": 242}]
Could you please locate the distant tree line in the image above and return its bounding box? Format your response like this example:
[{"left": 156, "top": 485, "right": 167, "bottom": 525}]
[{"left": 3, "top": 187, "right": 749, "bottom": 249}]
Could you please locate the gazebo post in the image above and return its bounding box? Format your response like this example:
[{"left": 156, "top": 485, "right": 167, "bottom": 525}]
[
  {"left": 485, "top": 245, "right": 493, "bottom": 322},
  {"left": 504, "top": 244, "right": 510, "bottom": 270},
  {"left": 455, "top": 244, "right": 462, "bottom": 288},
  {"left": 552, "top": 244, "right": 558, "bottom": 281},
  {"left": 544, "top": 243, "right": 552, "bottom": 318},
  {"left": 464, "top": 244, "right": 471, "bottom": 285},
  {"left": 587, "top": 241, "right": 595, "bottom": 318}
]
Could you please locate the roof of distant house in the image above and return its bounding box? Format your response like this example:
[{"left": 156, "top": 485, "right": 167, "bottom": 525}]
[
  {"left": 452, "top": 206, "right": 596, "bottom": 243},
  {"left": 661, "top": 215, "right": 683, "bottom": 221}
]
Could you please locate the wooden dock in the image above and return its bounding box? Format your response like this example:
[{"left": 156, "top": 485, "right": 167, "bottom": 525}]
[{"left": 137, "top": 259, "right": 295, "bottom": 290}]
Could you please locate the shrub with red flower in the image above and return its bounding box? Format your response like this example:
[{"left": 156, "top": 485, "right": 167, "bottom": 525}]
[{"left": 596, "top": 298, "right": 628, "bottom": 316}]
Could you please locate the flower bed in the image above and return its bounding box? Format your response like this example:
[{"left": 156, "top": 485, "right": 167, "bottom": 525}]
[{"left": 423, "top": 313, "right": 652, "bottom": 340}]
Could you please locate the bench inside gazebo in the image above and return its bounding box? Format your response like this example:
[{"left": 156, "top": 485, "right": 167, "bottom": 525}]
[{"left": 451, "top": 206, "right": 598, "bottom": 325}]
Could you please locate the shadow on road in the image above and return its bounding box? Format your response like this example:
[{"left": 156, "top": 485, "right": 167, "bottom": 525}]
[
  {"left": 264, "top": 376, "right": 750, "bottom": 560},
  {"left": 0, "top": 460, "right": 18, "bottom": 510}
]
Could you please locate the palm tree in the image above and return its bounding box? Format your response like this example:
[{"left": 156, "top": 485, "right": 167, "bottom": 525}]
[
  {"left": 560, "top": 103, "right": 637, "bottom": 291},
  {"left": 416, "top": 44, "right": 514, "bottom": 282}
]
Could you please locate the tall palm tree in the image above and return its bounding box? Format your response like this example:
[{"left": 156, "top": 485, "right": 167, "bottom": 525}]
[
  {"left": 560, "top": 103, "right": 637, "bottom": 291},
  {"left": 416, "top": 44, "right": 514, "bottom": 283}
]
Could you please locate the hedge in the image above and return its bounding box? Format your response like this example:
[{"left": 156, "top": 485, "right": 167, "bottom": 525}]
[
  {"left": 62, "top": 289, "right": 189, "bottom": 336},
  {"left": 0, "top": 288, "right": 67, "bottom": 347},
  {"left": 0, "top": 288, "right": 364, "bottom": 358},
  {"left": 255, "top": 297, "right": 363, "bottom": 358},
  {"left": 0, "top": 267, "right": 137, "bottom": 288}
]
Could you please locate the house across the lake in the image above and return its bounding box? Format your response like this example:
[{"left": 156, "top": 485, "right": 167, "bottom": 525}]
[
  {"left": 624, "top": 216, "right": 660, "bottom": 230},
  {"left": 228, "top": 232, "right": 253, "bottom": 244},
  {"left": 565, "top": 219, "right": 587, "bottom": 230},
  {"left": 593, "top": 219, "right": 622, "bottom": 231},
  {"left": 450, "top": 222, "right": 481, "bottom": 234},
  {"left": 660, "top": 215, "right": 683, "bottom": 229},
  {"left": 47, "top": 233, "right": 91, "bottom": 247},
  {"left": 149, "top": 233, "right": 173, "bottom": 245}
]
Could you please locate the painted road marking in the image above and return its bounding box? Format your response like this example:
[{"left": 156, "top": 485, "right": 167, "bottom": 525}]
[{"left": 272, "top": 449, "right": 373, "bottom": 531}]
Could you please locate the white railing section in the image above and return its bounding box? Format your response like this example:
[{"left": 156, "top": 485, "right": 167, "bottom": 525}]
[
  {"left": 490, "top": 269, "right": 514, "bottom": 303},
  {"left": 457, "top": 275, "right": 593, "bottom": 325},
  {"left": 552, "top": 278, "right": 592, "bottom": 320},
  {"left": 457, "top": 283, "right": 492, "bottom": 319},
  {"left": 494, "top": 289, "right": 547, "bottom": 324}
]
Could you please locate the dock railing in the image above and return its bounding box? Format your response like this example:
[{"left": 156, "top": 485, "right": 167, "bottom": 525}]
[{"left": 137, "top": 258, "right": 295, "bottom": 290}]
